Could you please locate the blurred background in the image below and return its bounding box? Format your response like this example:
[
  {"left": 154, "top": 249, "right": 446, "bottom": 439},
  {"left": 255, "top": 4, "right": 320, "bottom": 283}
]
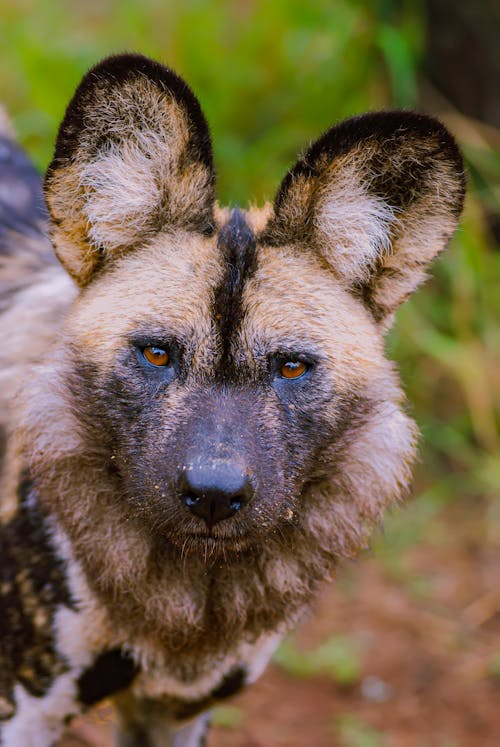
[{"left": 1, "top": 1, "right": 499, "bottom": 745}]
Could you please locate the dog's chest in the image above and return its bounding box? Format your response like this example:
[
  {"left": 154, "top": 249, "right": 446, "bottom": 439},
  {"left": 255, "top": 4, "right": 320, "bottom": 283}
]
[{"left": 0, "top": 498, "right": 282, "bottom": 729}]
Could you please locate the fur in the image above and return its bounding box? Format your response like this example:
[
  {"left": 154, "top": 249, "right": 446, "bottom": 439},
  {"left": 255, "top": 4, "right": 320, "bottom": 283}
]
[{"left": 0, "top": 54, "right": 465, "bottom": 746}]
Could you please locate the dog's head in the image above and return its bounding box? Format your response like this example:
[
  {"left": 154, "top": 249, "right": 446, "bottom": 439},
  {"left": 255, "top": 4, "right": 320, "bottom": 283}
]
[{"left": 44, "top": 54, "right": 465, "bottom": 563}]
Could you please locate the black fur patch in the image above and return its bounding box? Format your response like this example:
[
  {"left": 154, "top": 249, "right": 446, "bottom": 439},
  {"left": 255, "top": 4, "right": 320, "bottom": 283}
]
[
  {"left": 0, "top": 477, "right": 73, "bottom": 711},
  {"left": 213, "top": 209, "right": 257, "bottom": 375},
  {"left": 77, "top": 648, "right": 139, "bottom": 706},
  {"left": 211, "top": 666, "right": 246, "bottom": 698}
]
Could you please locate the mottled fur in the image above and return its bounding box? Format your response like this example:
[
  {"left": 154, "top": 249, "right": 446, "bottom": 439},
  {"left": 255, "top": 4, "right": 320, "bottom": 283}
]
[{"left": 0, "top": 54, "right": 465, "bottom": 746}]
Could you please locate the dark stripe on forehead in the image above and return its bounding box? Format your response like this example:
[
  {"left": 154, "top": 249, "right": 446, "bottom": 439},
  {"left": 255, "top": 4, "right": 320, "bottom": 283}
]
[{"left": 213, "top": 209, "right": 257, "bottom": 373}]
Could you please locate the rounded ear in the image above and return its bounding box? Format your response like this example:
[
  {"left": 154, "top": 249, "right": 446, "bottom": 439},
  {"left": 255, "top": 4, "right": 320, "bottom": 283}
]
[
  {"left": 44, "top": 54, "right": 216, "bottom": 285},
  {"left": 262, "top": 111, "right": 465, "bottom": 324}
]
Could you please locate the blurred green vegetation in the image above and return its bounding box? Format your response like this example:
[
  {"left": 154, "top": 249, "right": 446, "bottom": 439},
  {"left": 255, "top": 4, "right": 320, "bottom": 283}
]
[
  {"left": 274, "top": 635, "right": 361, "bottom": 686},
  {"left": 1, "top": 0, "right": 499, "bottom": 687},
  {"left": 1, "top": 0, "right": 425, "bottom": 202},
  {"left": 335, "top": 714, "right": 386, "bottom": 747},
  {"left": 211, "top": 704, "right": 245, "bottom": 729}
]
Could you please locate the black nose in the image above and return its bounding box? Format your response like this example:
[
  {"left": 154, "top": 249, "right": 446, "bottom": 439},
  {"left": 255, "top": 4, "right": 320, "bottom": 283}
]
[{"left": 176, "top": 460, "right": 253, "bottom": 528}]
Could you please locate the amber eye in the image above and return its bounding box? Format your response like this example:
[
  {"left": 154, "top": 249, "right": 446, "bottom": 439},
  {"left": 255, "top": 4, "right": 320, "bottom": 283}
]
[
  {"left": 280, "top": 360, "right": 308, "bottom": 379},
  {"left": 142, "top": 346, "right": 169, "bottom": 367}
]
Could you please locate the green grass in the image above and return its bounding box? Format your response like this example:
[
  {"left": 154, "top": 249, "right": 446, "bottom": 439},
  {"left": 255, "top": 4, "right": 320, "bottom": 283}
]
[
  {"left": 335, "top": 713, "right": 386, "bottom": 747},
  {"left": 275, "top": 635, "right": 361, "bottom": 687},
  {"left": 0, "top": 0, "right": 416, "bottom": 202},
  {"left": 211, "top": 704, "right": 245, "bottom": 729}
]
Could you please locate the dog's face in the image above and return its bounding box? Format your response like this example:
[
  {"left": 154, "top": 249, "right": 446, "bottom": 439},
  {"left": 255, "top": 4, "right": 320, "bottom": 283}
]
[
  {"left": 59, "top": 215, "right": 388, "bottom": 557},
  {"left": 44, "top": 54, "right": 465, "bottom": 562}
]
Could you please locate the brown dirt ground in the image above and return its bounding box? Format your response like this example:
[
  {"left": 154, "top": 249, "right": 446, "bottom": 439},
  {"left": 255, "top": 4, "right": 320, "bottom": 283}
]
[{"left": 60, "top": 502, "right": 500, "bottom": 747}]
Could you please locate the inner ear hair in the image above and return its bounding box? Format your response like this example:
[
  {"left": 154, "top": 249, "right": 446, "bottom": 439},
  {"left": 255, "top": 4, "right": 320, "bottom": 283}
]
[
  {"left": 44, "top": 53, "right": 216, "bottom": 286},
  {"left": 261, "top": 110, "right": 465, "bottom": 323}
]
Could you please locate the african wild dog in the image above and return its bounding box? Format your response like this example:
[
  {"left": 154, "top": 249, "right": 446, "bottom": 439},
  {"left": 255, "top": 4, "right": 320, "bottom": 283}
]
[{"left": 0, "top": 54, "right": 464, "bottom": 746}]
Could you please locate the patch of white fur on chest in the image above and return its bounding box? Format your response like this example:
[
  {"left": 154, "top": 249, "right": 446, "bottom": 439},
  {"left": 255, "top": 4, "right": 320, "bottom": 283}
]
[
  {"left": 49, "top": 520, "right": 117, "bottom": 667},
  {"left": 131, "top": 630, "right": 284, "bottom": 702}
]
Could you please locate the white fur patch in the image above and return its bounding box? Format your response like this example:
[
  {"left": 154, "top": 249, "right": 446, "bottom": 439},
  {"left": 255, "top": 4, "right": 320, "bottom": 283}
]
[
  {"left": 2, "top": 676, "right": 77, "bottom": 747},
  {"left": 80, "top": 135, "right": 166, "bottom": 251},
  {"left": 314, "top": 160, "right": 399, "bottom": 283},
  {"left": 50, "top": 520, "right": 115, "bottom": 665},
  {"left": 172, "top": 713, "right": 211, "bottom": 747},
  {"left": 241, "top": 631, "right": 284, "bottom": 685}
]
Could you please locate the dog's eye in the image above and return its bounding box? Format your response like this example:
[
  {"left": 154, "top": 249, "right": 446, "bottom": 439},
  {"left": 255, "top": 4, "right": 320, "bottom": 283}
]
[
  {"left": 142, "top": 346, "right": 169, "bottom": 367},
  {"left": 280, "top": 360, "right": 308, "bottom": 379}
]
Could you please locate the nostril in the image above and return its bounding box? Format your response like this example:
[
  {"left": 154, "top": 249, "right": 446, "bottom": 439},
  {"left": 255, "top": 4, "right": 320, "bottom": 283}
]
[{"left": 182, "top": 493, "right": 201, "bottom": 509}]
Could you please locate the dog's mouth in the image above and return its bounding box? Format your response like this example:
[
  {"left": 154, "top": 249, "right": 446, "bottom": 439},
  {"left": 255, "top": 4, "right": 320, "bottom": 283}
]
[
  {"left": 164, "top": 504, "right": 282, "bottom": 560},
  {"left": 168, "top": 528, "right": 256, "bottom": 561},
  {"left": 166, "top": 504, "right": 297, "bottom": 562}
]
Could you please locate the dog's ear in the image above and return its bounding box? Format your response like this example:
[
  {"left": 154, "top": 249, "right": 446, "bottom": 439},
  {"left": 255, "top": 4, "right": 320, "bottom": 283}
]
[
  {"left": 45, "top": 54, "right": 215, "bottom": 285},
  {"left": 262, "top": 111, "right": 465, "bottom": 324}
]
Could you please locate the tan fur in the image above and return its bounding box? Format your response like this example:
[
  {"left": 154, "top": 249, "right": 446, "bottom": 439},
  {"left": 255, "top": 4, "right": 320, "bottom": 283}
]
[
  {"left": 6, "top": 225, "right": 417, "bottom": 676},
  {"left": 65, "top": 231, "right": 220, "bottom": 367},
  {"left": 242, "top": 244, "right": 390, "bottom": 391},
  {"left": 0, "top": 55, "right": 465, "bottom": 747}
]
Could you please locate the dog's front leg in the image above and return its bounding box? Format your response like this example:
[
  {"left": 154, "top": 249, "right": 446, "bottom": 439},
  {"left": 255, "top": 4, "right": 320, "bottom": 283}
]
[{"left": 113, "top": 693, "right": 210, "bottom": 747}]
